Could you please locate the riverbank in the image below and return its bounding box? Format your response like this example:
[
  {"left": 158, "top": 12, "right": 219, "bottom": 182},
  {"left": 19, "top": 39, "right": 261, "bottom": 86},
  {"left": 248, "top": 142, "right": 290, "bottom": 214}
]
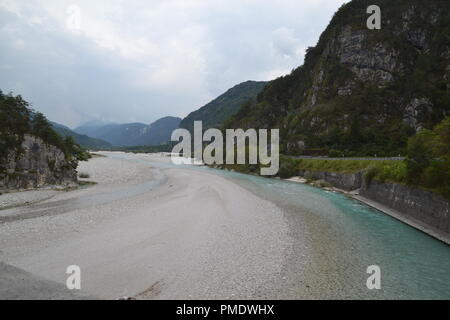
[
  {"left": 284, "top": 173, "right": 450, "bottom": 245},
  {"left": 0, "top": 152, "right": 294, "bottom": 299},
  {"left": 353, "top": 195, "right": 450, "bottom": 245},
  {"left": 2, "top": 152, "right": 450, "bottom": 299}
]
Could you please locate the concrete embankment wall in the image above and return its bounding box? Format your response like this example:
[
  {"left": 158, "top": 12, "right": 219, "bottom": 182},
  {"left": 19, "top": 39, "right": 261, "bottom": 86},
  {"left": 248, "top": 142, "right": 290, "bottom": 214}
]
[
  {"left": 359, "top": 181, "right": 450, "bottom": 235},
  {"left": 298, "top": 170, "right": 363, "bottom": 191},
  {"left": 298, "top": 170, "right": 450, "bottom": 238}
]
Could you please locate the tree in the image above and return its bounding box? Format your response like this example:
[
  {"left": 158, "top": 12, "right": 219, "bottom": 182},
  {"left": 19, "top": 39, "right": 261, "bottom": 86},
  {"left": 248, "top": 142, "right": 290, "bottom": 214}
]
[
  {"left": 0, "top": 92, "right": 31, "bottom": 159},
  {"left": 1, "top": 91, "right": 90, "bottom": 168},
  {"left": 406, "top": 117, "right": 450, "bottom": 199},
  {"left": 406, "top": 129, "right": 435, "bottom": 185}
]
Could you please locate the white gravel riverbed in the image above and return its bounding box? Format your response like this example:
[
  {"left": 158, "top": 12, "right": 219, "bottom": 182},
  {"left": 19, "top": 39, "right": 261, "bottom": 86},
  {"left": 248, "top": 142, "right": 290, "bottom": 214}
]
[{"left": 0, "top": 152, "right": 296, "bottom": 299}]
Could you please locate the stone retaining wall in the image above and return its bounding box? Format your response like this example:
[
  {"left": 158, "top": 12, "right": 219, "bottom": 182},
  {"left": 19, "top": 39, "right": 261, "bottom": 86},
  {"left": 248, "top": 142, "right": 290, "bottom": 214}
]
[{"left": 298, "top": 170, "right": 450, "bottom": 236}]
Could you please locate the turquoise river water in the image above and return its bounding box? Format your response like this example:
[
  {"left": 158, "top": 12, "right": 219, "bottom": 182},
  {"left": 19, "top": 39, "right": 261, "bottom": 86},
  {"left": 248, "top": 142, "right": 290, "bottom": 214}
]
[{"left": 114, "top": 153, "right": 450, "bottom": 299}]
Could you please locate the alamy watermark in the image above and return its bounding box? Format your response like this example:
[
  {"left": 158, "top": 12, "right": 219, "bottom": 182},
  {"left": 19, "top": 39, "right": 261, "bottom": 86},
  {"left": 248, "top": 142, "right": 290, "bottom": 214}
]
[
  {"left": 366, "top": 265, "right": 381, "bottom": 290},
  {"left": 66, "top": 5, "right": 81, "bottom": 33},
  {"left": 367, "top": 5, "right": 381, "bottom": 30},
  {"left": 170, "top": 121, "right": 279, "bottom": 176},
  {"left": 66, "top": 265, "right": 81, "bottom": 290}
]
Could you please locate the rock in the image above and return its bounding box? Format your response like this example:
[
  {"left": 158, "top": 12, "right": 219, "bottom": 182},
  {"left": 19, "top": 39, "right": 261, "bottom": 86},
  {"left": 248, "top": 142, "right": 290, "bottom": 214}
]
[
  {"left": 300, "top": 170, "right": 363, "bottom": 191},
  {"left": 0, "top": 135, "right": 77, "bottom": 191},
  {"left": 403, "top": 98, "right": 433, "bottom": 132},
  {"left": 335, "top": 26, "right": 397, "bottom": 85}
]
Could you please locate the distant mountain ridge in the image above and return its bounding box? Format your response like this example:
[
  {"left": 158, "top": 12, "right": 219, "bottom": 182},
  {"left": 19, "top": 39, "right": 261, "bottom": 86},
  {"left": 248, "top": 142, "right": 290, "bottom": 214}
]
[
  {"left": 74, "top": 116, "right": 182, "bottom": 147},
  {"left": 50, "top": 122, "right": 112, "bottom": 149},
  {"left": 179, "top": 80, "right": 268, "bottom": 132}
]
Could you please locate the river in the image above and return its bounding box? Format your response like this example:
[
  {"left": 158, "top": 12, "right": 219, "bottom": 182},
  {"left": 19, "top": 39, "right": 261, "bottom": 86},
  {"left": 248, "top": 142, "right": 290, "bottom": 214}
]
[
  {"left": 113, "top": 152, "right": 450, "bottom": 299},
  {"left": 1, "top": 152, "right": 449, "bottom": 299}
]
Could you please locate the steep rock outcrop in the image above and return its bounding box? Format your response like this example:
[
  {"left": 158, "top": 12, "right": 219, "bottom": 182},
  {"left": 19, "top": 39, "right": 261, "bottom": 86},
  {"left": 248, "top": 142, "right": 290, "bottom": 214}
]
[
  {"left": 226, "top": 0, "right": 450, "bottom": 156},
  {"left": 0, "top": 135, "right": 77, "bottom": 191}
]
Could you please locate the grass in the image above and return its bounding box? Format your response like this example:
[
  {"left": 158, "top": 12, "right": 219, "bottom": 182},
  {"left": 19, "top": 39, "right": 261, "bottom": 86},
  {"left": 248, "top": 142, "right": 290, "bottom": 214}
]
[
  {"left": 296, "top": 159, "right": 401, "bottom": 174},
  {"left": 215, "top": 156, "right": 448, "bottom": 200},
  {"left": 295, "top": 158, "right": 407, "bottom": 184},
  {"left": 217, "top": 157, "right": 407, "bottom": 182}
]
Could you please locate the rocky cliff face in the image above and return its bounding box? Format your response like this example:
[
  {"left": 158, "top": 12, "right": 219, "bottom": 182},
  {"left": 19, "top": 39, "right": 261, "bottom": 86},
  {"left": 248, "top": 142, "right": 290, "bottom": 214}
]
[
  {"left": 306, "top": 2, "right": 446, "bottom": 123},
  {"left": 0, "top": 135, "right": 77, "bottom": 191},
  {"left": 226, "top": 0, "right": 450, "bottom": 156}
]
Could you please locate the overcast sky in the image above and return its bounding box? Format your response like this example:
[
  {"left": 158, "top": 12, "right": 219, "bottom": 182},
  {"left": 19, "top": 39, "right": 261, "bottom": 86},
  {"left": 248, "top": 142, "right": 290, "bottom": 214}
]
[{"left": 0, "top": 0, "right": 347, "bottom": 128}]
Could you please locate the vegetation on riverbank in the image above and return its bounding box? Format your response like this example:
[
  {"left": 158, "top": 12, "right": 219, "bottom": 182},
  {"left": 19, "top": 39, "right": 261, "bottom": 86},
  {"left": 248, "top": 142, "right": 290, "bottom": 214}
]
[
  {"left": 0, "top": 91, "right": 90, "bottom": 165},
  {"left": 404, "top": 117, "right": 450, "bottom": 199},
  {"left": 223, "top": 116, "right": 450, "bottom": 200},
  {"left": 276, "top": 156, "right": 406, "bottom": 182},
  {"left": 104, "top": 144, "right": 173, "bottom": 154},
  {"left": 222, "top": 0, "right": 449, "bottom": 158}
]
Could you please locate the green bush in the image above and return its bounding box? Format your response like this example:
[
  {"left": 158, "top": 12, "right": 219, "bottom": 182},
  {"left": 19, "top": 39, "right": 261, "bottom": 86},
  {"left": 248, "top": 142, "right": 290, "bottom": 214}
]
[
  {"left": 405, "top": 117, "right": 450, "bottom": 199},
  {"left": 278, "top": 155, "right": 298, "bottom": 178},
  {"left": 328, "top": 149, "right": 344, "bottom": 157},
  {"left": 78, "top": 172, "right": 90, "bottom": 179},
  {"left": 364, "top": 165, "right": 379, "bottom": 186}
]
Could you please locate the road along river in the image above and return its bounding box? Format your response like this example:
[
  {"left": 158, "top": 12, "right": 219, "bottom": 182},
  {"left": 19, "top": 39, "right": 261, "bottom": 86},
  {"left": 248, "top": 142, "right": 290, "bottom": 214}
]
[{"left": 0, "top": 152, "right": 449, "bottom": 299}]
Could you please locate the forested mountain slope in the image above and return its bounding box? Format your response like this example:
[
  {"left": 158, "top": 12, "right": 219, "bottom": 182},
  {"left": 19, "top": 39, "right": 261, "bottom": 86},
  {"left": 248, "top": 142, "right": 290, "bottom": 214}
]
[
  {"left": 51, "top": 122, "right": 111, "bottom": 149},
  {"left": 224, "top": 0, "right": 450, "bottom": 156},
  {"left": 180, "top": 80, "right": 267, "bottom": 133}
]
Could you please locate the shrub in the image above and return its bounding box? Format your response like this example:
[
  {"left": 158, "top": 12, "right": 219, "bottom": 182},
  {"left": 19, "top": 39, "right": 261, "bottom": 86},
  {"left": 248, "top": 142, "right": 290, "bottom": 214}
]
[
  {"left": 405, "top": 117, "right": 450, "bottom": 199},
  {"left": 278, "top": 155, "right": 299, "bottom": 178},
  {"left": 78, "top": 172, "right": 90, "bottom": 179},
  {"left": 328, "top": 149, "right": 344, "bottom": 157},
  {"left": 364, "top": 165, "right": 379, "bottom": 186}
]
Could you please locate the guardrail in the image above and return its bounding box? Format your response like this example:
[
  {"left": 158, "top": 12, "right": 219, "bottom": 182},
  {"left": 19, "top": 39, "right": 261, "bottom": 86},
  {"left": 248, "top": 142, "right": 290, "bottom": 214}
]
[{"left": 290, "top": 156, "right": 406, "bottom": 161}]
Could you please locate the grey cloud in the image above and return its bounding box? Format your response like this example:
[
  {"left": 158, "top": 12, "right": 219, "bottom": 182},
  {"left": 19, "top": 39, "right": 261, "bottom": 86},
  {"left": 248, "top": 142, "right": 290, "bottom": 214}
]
[{"left": 0, "top": 0, "right": 347, "bottom": 128}]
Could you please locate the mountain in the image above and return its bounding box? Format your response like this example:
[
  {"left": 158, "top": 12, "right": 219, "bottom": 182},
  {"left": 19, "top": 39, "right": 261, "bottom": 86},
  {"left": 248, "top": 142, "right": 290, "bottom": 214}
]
[
  {"left": 141, "top": 116, "right": 183, "bottom": 146},
  {"left": 73, "top": 123, "right": 120, "bottom": 141},
  {"left": 179, "top": 80, "right": 268, "bottom": 132},
  {"left": 74, "top": 116, "right": 182, "bottom": 147},
  {"left": 50, "top": 122, "right": 112, "bottom": 149},
  {"left": 223, "top": 0, "right": 450, "bottom": 156},
  {"left": 79, "top": 120, "right": 112, "bottom": 128}
]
